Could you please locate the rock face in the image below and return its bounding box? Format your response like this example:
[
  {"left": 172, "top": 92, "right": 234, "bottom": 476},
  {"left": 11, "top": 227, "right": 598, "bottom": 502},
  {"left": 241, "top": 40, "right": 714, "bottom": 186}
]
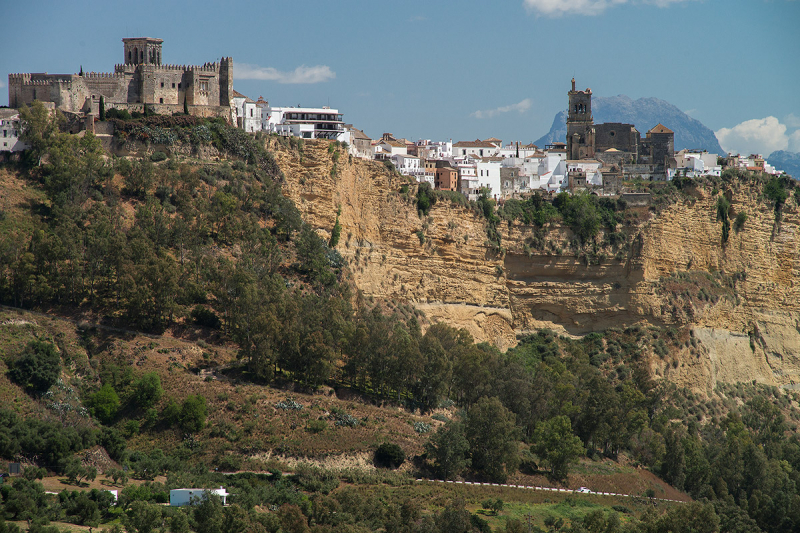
[
  {"left": 534, "top": 95, "right": 724, "bottom": 154},
  {"left": 275, "top": 140, "right": 800, "bottom": 392}
]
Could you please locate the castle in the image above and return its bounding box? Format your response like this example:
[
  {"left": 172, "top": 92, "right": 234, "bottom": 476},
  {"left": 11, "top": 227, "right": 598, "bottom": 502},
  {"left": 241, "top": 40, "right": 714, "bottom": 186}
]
[
  {"left": 566, "top": 78, "right": 675, "bottom": 181},
  {"left": 8, "top": 38, "right": 233, "bottom": 120}
]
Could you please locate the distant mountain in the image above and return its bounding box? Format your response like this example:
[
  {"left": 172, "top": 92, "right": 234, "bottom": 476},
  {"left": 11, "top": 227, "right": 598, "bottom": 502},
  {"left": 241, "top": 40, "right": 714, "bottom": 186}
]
[
  {"left": 767, "top": 150, "right": 800, "bottom": 178},
  {"left": 534, "top": 95, "right": 724, "bottom": 154}
]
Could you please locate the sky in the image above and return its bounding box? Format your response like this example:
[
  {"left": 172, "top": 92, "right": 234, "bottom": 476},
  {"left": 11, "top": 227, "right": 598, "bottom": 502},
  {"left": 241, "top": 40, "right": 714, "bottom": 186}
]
[{"left": 2, "top": 0, "right": 799, "bottom": 156}]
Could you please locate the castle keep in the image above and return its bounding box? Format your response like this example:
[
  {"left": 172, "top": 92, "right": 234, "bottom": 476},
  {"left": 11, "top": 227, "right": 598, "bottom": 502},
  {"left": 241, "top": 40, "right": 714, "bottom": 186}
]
[{"left": 8, "top": 38, "right": 233, "bottom": 119}]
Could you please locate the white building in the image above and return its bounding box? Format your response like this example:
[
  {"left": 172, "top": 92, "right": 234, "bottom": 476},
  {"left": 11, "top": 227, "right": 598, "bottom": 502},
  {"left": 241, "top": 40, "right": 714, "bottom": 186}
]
[
  {"left": 452, "top": 139, "right": 500, "bottom": 158},
  {"left": 567, "top": 160, "right": 603, "bottom": 186},
  {"left": 170, "top": 487, "right": 229, "bottom": 507},
  {"left": 675, "top": 150, "right": 721, "bottom": 177},
  {"left": 261, "top": 105, "right": 349, "bottom": 142},
  {"left": 231, "top": 91, "right": 262, "bottom": 133},
  {"left": 376, "top": 138, "right": 407, "bottom": 157},
  {"left": 0, "top": 110, "right": 27, "bottom": 153},
  {"left": 498, "top": 142, "right": 539, "bottom": 159},
  {"left": 391, "top": 153, "right": 423, "bottom": 178},
  {"left": 475, "top": 157, "right": 503, "bottom": 198},
  {"left": 416, "top": 139, "right": 453, "bottom": 160}
]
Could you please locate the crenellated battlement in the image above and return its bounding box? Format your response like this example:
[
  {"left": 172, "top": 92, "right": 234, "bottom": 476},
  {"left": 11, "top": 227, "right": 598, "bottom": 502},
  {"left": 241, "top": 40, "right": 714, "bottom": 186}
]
[
  {"left": 83, "top": 71, "right": 125, "bottom": 79},
  {"left": 10, "top": 37, "right": 233, "bottom": 113}
]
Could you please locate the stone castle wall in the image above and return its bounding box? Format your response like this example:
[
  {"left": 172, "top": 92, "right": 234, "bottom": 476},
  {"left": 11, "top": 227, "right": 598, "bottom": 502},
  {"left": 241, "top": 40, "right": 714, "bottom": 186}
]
[{"left": 8, "top": 39, "right": 232, "bottom": 122}]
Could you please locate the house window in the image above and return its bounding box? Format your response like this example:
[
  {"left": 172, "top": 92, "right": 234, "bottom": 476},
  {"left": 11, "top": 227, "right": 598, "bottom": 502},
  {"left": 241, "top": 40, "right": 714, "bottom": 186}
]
[
  {"left": 160, "top": 82, "right": 164, "bottom": 88},
  {"left": 172, "top": 83, "right": 175, "bottom": 88},
  {"left": 250, "top": 109, "right": 253, "bottom": 117},
  {"left": 159, "top": 98, "right": 164, "bottom": 103},
  {"left": 178, "top": 83, "right": 181, "bottom": 89},
  {"left": 2, "top": 130, "right": 6, "bottom": 138}
]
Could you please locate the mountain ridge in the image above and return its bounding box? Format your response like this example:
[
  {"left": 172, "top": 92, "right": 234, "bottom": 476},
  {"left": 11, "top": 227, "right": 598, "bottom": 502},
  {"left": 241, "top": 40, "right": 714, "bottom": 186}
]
[{"left": 534, "top": 94, "right": 724, "bottom": 154}]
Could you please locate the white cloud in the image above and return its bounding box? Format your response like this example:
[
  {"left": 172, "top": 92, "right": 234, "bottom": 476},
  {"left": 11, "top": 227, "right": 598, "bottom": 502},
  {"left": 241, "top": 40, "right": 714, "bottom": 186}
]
[
  {"left": 234, "top": 63, "right": 335, "bottom": 84},
  {"left": 783, "top": 113, "right": 800, "bottom": 129},
  {"left": 471, "top": 98, "right": 532, "bottom": 119},
  {"left": 523, "top": 0, "right": 693, "bottom": 17},
  {"left": 715, "top": 117, "right": 790, "bottom": 156},
  {"left": 0, "top": 80, "right": 5, "bottom": 89}
]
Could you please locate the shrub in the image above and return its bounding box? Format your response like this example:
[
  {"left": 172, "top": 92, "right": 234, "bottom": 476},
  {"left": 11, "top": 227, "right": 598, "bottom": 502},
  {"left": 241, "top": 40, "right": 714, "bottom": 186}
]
[
  {"left": 10, "top": 340, "right": 61, "bottom": 394},
  {"left": 133, "top": 372, "right": 163, "bottom": 409},
  {"left": 374, "top": 442, "right": 405, "bottom": 469},
  {"left": 89, "top": 384, "right": 120, "bottom": 424},
  {"left": 179, "top": 395, "right": 207, "bottom": 433},
  {"left": 734, "top": 211, "right": 747, "bottom": 232},
  {"left": 416, "top": 182, "right": 437, "bottom": 216}
]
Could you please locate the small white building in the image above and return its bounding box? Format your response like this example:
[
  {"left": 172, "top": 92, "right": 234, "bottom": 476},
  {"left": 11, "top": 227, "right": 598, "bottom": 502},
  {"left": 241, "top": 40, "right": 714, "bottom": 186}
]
[
  {"left": 170, "top": 487, "right": 229, "bottom": 507},
  {"left": 453, "top": 139, "right": 500, "bottom": 158},
  {"left": 0, "top": 110, "right": 27, "bottom": 153},
  {"left": 231, "top": 91, "right": 262, "bottom": 133},
  {"left": 391, "top": 153, "right": 422, "bottom": 178}
]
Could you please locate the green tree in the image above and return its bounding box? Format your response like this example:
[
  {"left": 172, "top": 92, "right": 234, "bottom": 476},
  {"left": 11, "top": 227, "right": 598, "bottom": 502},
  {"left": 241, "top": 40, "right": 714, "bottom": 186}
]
[
  {"left": 133, "top": 372, "right": 163, "bottom": 409},
  {"left": 10, "top": 340, "right": 61, "bottom": 394},
  {"left": 465, "top": 397, "right": 520, "bottom": 482},
  {"left": 179, "top": 394, "right": 207, "bottom": 433},
  {"left": 18, "top": 100, "right": 63, "bottom": 166},
  {"left": 531, "top": 415, "right": 585, "bottom": 480},
  {"left": 123, "top": 501, "right": 163, "bottom": 533},
  {"left": 183, "top": 97, "right": 189, "bottom": 115},
  {"left": 99, "top": 96, "right": 105, "bottom": 121},
  {"left": 374, "top": 442, "right": 405, "bottom": 469},
  {"left": 425, "top": 421, "right": 471, "bottom": 480},
  {"left": 89, "top": 384, "right": 120, "bottom": 424}
]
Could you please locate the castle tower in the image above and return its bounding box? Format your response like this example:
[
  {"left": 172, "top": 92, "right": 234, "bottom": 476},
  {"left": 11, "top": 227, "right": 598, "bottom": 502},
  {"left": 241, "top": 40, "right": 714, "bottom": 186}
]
[
  {"left": 123, "top": 37, "right": 163, "bottom": 66},
  {"left": 566, "top": 78, "right": 595, "bottom": 160}
]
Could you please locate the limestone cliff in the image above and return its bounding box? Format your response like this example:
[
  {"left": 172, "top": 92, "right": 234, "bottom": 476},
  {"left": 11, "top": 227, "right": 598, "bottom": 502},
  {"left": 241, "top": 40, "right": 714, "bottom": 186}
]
[{"left": 273, "top": 140, "right": 800, "bottom": 391}]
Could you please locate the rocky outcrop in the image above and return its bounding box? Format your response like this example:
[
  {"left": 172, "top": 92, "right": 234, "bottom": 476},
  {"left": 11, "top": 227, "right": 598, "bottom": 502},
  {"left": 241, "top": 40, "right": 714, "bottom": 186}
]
[{"left": 275, "top": 140, "right": 800, "bottom": 391}]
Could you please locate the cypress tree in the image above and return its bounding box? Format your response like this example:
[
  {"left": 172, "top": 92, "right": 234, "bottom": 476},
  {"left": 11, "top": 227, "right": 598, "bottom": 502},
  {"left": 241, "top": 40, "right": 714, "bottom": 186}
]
[
  {"left": 99, "top": 96, "right": 105, "bottom": 121},
  {"left": 183, "top": 97, "right": 189, "bottom": 115}
]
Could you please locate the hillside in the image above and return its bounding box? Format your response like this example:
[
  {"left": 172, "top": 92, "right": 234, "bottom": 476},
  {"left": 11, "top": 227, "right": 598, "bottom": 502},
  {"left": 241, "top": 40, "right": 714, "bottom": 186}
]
[
  {"left": 534, "top": 94, "right": 724, "bottom": 154},
  {"left": 2, "top": 112, "right": 800, "bottom": 532}
]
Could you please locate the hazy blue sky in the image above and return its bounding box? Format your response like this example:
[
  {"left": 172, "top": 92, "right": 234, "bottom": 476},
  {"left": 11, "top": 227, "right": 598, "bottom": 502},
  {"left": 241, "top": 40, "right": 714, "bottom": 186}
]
[{"left": 3, "top": 0, "right": 799, "bottom": 155}]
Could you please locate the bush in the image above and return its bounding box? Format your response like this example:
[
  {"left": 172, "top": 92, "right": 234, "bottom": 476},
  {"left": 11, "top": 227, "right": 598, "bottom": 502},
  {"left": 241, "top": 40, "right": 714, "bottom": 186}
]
[
  {"left": 374, "top": 442, "right": 405, "bottom": 469},
  {"left": 179, "top": 395, "right": 207, "bottom": 433},
  {"left": 10, "top": 340, "right": 61, "bottom": 394},
  {"left": 150, "top": 151, "right": 167, "bottom": 162},
  {"left": 89, "top": 384, "right": 120, "bottom": 424},
  {"left": 416, "top": 182, "right": 437, "bottom": 216},
  {"left": 133, "top": 372, "right": 163, "bottom": 409}
]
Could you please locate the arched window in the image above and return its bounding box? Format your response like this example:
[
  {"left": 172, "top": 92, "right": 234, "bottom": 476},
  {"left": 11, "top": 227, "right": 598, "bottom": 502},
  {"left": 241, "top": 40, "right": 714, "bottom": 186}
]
[
  {"left": 128, "top": 51, "right": 132, "bottom": 64},
  {"left": 133, "top": 47, "right": 138, "bottom": 64},
  {"left": 140, "top": 50, "right": 144, "bottom": 63}
]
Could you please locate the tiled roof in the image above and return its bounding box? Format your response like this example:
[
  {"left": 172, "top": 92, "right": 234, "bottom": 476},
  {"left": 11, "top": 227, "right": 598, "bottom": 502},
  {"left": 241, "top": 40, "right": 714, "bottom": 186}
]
[
  {"left": 454, "top": 139, "right": 498, "bottom": 148},
  {"left": 0, "top": 109, "right": 20, "bottom": 119},
  {"left": 232, "top": 89, "right": 248, "bottom": 99},
  {"left": 648, "top": 123, "right": 674, "bottom": 134},
  {"left": 383, "top": 139, "right": 406, "bottom": 148}
]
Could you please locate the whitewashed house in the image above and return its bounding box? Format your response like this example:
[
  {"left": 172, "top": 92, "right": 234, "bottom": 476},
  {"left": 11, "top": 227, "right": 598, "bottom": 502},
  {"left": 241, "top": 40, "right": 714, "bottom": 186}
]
[
  {"left": 391, "top": 153, "right": 423, "bottom": 179},
  {"left": 0, "top": 110, "right": 27, "bottom": 154},
  {"left": 453, "top": 139, "right": 500, "bottom": 158},
  {"left": 170, "top": 487, "right": 229, "bottom": 507},
  {"left": 231, "top": 91, "right": 262, "bottom": 133}
]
